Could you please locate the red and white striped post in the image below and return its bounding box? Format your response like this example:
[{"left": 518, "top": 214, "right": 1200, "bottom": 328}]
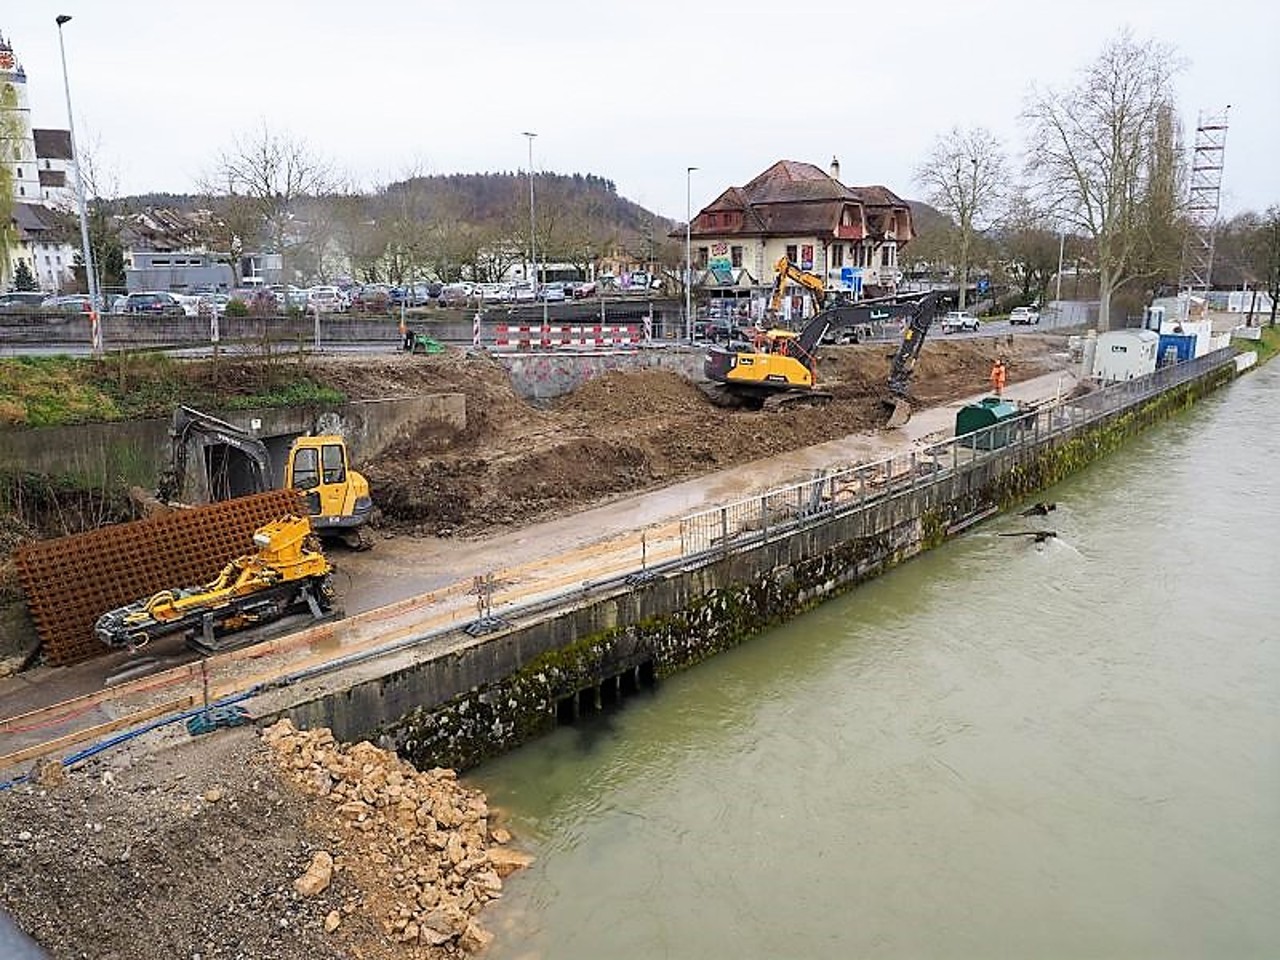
[{"left": 473, "top": 311, "right": 482, "bottom": 348}]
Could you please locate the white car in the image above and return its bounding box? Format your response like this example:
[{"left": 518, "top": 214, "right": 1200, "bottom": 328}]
[
  {"left": 940, "top": 311, "right": 981, "bottom": 334},
  {"left": 1009, "top": 306, "right": 1040, "bottom": 325}
]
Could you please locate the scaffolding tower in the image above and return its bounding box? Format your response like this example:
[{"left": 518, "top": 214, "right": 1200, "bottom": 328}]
[{"left": 1180, "top": 107, "right": 1230, "bottom": 294}]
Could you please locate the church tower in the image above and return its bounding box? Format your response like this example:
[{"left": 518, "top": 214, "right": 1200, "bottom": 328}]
[{"left": 1, "top": 32, "right": 42, "bottom": 203}]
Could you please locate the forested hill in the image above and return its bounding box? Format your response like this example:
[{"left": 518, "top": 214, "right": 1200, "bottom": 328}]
[{"left": 122, "top": 172, "right": 674, "bottom": 235}]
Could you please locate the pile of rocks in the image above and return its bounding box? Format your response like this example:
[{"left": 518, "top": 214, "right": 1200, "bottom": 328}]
[{"left": 262, "top": 719, "right": 531, "bottom": 954}]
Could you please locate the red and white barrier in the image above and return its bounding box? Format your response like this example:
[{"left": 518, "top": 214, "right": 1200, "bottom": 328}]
[{"left": 494, "top": 324, "right": 638, "bottom": 349}]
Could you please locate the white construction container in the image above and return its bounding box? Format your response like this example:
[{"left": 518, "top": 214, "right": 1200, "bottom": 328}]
[{"left": 1092, "top": 329, "right": 1159, "bottom": 382}]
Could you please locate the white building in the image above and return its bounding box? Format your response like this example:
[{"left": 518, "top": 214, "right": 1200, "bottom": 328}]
[{"left": 1, "top": 30, "right": 79, "bottom": 291}]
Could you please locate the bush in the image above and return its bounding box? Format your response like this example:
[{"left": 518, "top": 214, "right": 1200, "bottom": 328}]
[{"left": 224, "top": 299, "right": 250, "bottom": 318}]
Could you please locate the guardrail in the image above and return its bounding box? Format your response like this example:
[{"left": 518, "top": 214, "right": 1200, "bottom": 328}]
[{"left": 679, "top": 348, "right": 1236, "bottom": 557}]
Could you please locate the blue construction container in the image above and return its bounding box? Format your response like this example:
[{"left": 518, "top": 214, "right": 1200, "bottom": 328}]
[{"left": 1157, "top": 333, "right": 1195, "bottom": 366}]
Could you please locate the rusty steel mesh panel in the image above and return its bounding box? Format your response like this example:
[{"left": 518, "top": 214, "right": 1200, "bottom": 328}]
[{"left": 15, "top": 490, "right": 303, "bottom": 666}]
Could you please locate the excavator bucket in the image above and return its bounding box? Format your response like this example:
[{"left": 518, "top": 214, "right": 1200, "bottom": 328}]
[{"left": 883, "top": 396, "right": 912, "bottom": 429}]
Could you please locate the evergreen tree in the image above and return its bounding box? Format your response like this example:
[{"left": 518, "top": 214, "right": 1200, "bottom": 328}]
[{"left": 13, "top": 260, "right": 37, "bottom": 291}]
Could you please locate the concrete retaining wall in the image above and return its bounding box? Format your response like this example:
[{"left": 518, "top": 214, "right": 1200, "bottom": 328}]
[
  {"left": 497, "top": 350, "right": 705, "bottom": 400},
  {"left": 276, "top": 357, "right": 1238, "bottom": 770},
  {"left": 0, "top": 394, "right": 465, "bottom": 490}
]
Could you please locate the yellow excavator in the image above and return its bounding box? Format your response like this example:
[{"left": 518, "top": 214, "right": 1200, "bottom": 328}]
[
  {"left": 702, "top": 292, "right": 939, "bottom": 423},
  {"left": 94, "top": 515, "right": 335, "bottom": 652},
  {"left": 166, "top": 406, "right": 374, "bottom": 549},
  {"left": 767, "top": 256, "right": 831, "bottom": 318}
]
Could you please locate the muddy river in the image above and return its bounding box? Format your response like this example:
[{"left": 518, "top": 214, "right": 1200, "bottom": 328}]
[{"left": 471, "top": 363, "right": 1280, "bottom": 959}]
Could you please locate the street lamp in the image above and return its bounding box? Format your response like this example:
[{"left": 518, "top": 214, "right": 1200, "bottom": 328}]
[
  {"left": 522, "top": 132, "right": 548, "bottom": 331},
  {"left": 686, "top": 166, "right": 697, "bottom": 341},
  {"left": 55, "top": 14, "right": 101, "bottom": 356}
]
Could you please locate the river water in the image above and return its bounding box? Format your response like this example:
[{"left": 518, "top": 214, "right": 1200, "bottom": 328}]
[{"left": 471, "top": 364, "right": 1280, "bottom": 959}]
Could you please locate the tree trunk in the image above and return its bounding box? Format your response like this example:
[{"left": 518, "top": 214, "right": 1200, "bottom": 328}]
[{"left": 1097, "top": 268, "right": 1115, "bottom": 332}]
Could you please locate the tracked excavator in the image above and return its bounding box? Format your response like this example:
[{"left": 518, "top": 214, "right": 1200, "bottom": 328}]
[
  {"left": 94, "top": 514, "right": 335, "bottom": 652},
  {"left": 165, "top": 406, "right": 374, "bottom": 548},
  {"left": 701, "top": 292, "right": 938, "bottom": 425}
]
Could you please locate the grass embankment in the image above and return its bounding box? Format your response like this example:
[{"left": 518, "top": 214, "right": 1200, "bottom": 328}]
[
  {"left": 1232, "top": 324, "right": 1279, "bottom": 365},
  {"left": 0, "top": 354, "right": 345, "bottom": 428}
]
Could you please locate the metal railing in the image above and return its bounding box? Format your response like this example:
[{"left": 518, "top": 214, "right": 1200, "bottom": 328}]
[{"left": 679, "top": 348, "right": 1235, "bottom": 557}]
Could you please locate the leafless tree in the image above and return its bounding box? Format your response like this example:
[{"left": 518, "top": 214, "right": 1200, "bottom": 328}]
[
  {"left": 206, "top": 125, "right": 335, "bottom": 285},
  {"left": 915, "top": 126, "right": 1008, "bottom": 309},
  {"left": 1022, "top": 29, "right": 1184, "bottom": 329}
]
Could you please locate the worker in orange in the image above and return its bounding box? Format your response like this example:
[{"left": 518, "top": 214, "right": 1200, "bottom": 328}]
[{"left": 990, "top": 357, "right": 1008, "bottom": 397}]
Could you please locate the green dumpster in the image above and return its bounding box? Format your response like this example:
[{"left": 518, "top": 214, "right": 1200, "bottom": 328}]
[{"left": 955, "top": 397, "right": 1022, "bottom": 450}]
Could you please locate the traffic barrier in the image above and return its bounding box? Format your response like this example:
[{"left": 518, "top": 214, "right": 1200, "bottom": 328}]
[{"left": 494, "top": 324, "right": 638, "bottom": 350}]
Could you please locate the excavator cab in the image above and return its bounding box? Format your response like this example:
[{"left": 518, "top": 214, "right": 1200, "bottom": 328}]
[{"left": 285, "top": 437, "right": 374, "bottom": 547}]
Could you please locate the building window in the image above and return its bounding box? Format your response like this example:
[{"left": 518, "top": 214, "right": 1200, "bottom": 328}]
[
  {"left": 831, "top": 245, "right": 844, "bottom": 268},
  {"left": 17, "top": 185, "right": 23, "bottom": 196},
  {"left": 696, "top": 247, "right": 709, "bottom": 269},
  {"left": 730, "top": 246, "right": 742, "bottom": 268},
  {"left": 785, "top": 244, "right": 798, "bottom": 264},
  {"left": 881, "top": 246, "right": 894, "bottom": 267},
  {"left": 16, "top": 167, "right": 22, "bottom": 178},
  {"left": 842, "top": 208, "right": 854, "bottom": 227}
]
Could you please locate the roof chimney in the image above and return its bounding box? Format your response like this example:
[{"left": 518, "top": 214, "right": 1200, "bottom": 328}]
[{"left": 829, "top": 156, "right": 841, "bottom": 181}]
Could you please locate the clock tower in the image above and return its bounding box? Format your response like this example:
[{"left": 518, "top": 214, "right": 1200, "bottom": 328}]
[{"left": 0, "top": 32, "right": 42, "bottom": 203}]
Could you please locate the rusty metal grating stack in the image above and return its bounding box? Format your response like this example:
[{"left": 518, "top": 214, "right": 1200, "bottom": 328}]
[{"left": 15, "top": 490, "right": 303, "bottom": 666}]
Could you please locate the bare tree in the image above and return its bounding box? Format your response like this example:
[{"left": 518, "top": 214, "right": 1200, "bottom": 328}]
[
  {"left": 1023, "top": 29, "right": 1184, "bottom": 329},
  {"left": 915, "top": 126, "right": 1008, "bottom": 309},
  {"left": 206, "top": 126, "right": 334, "bottom": 285}
]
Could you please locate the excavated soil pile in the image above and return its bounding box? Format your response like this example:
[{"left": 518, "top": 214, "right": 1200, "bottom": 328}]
[
  {"left": 0, "top": 722, "right": 528, "bottom": 960},
  {"left": 360, "top": 335, "right": 1064, "bottom": 536}
]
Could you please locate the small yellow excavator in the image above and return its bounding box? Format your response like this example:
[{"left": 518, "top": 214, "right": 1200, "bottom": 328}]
[
  {"left": 94, "top": 515, "right": 335, "bottom": 652},
  {"left": 166, "top": 406, "right": 374, "bottom": 549}
]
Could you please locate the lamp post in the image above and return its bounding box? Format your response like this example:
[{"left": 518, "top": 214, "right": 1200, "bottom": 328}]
[
  {"left": 685, "top": 166, "right": 697, "bottom": 341},
  {"left": 522, "top": 131, "right": 547, "bottom": 333},
  {"left": 55, "top": 14, "right": 101, "bottom": 356}
]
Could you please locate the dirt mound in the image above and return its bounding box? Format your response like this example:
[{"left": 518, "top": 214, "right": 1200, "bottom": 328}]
[{"left": 359, "top": 336, "right": 1069, "bottom": 537}]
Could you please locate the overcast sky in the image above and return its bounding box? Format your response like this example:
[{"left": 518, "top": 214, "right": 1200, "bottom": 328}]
[{"left": 4, "top": 1, "right": 1277, "bottom": 221}]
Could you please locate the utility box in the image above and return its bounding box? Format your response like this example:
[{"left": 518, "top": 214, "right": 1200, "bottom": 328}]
[
  {"left": 1092, "top": 329, "right": 1159, "bottom": 382},
  {"left": 1157, "top": 333, "right": 1195, "bottom": 367},
  {"left": 956, "top": 397, "right": 1023, "bottom": 450}
]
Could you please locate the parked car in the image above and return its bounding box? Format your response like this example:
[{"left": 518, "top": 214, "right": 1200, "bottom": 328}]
[
  {"left": 438, "top": 282, "right": 474, "bottom": 306},
  {"left": 197, "top": 294, "right": 230, "bottom": 318},
  {"left": 572, "top": 281, "right": 598, "bottom": 299},
  {"left": 40, "top": 294, "right": 93, "bottom": 314},
  {"left": 475, "top": 282, "right": 509, "bottom": 303},
  {"left": 507, "top": 281, "right": 536, "bottom": 303},
  {"left": 125, "top": 291, "right": 186, "bottom": 316},
  {"left": 0, "top": 291, "right": 50, "bottom": 312},
  {"left": 109, "top": 294, "right": 130, "bottom": 314},
  {"left": 1009, "top": 306, "right": 1040, "bottom": 325},
  {"left": 352, "top": 284, "right": 391, "bottom": 311},
  {"left": 174, "top": 294, "right": 202, "bottom": 318},
  {"left": 539, "top": 282, "right": 567, "bottom": 302},
  {"left": 940, "top": 311, "right": 981, "bottom": 334}
]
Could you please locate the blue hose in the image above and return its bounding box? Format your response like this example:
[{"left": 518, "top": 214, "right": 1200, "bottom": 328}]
[{"left": 0, "top": 688, "right": 260, "bottom": 793}]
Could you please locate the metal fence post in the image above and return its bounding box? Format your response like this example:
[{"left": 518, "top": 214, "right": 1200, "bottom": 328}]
[
  {"left": 761, "top": 496, "right": 768, "bottom": 542},
  {"left": 720, "top": 507, "right": 728, "bottom": 554}
]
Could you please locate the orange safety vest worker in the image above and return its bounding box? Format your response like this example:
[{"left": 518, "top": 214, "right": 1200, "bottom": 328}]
[{"left": 990, "top": 360, "right": 1007, "bottom": 396}]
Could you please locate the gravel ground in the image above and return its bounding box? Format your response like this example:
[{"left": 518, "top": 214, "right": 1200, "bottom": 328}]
[{"left": 0, "top": 727, "right": 475, "bottom": 959}]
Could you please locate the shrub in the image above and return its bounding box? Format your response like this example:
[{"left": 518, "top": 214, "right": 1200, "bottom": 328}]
[{"left": 225, "top": 298, "right": 250, "bottom": 318}]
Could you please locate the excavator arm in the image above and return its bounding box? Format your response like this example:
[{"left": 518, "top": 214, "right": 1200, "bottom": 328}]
[
  {"left": 769, "top": 256, "right": 829, "bottom": 316},
  {"left": 882, "top": 293, "right": 940, "bottom": 427},
  {"left": 162, "top": 405, "right": 272, "bottom": 503}
]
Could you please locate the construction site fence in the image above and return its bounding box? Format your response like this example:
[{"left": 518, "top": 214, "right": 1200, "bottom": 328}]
[{"left": 678, "top": 348, "right": 1237, "bottom": 558}]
